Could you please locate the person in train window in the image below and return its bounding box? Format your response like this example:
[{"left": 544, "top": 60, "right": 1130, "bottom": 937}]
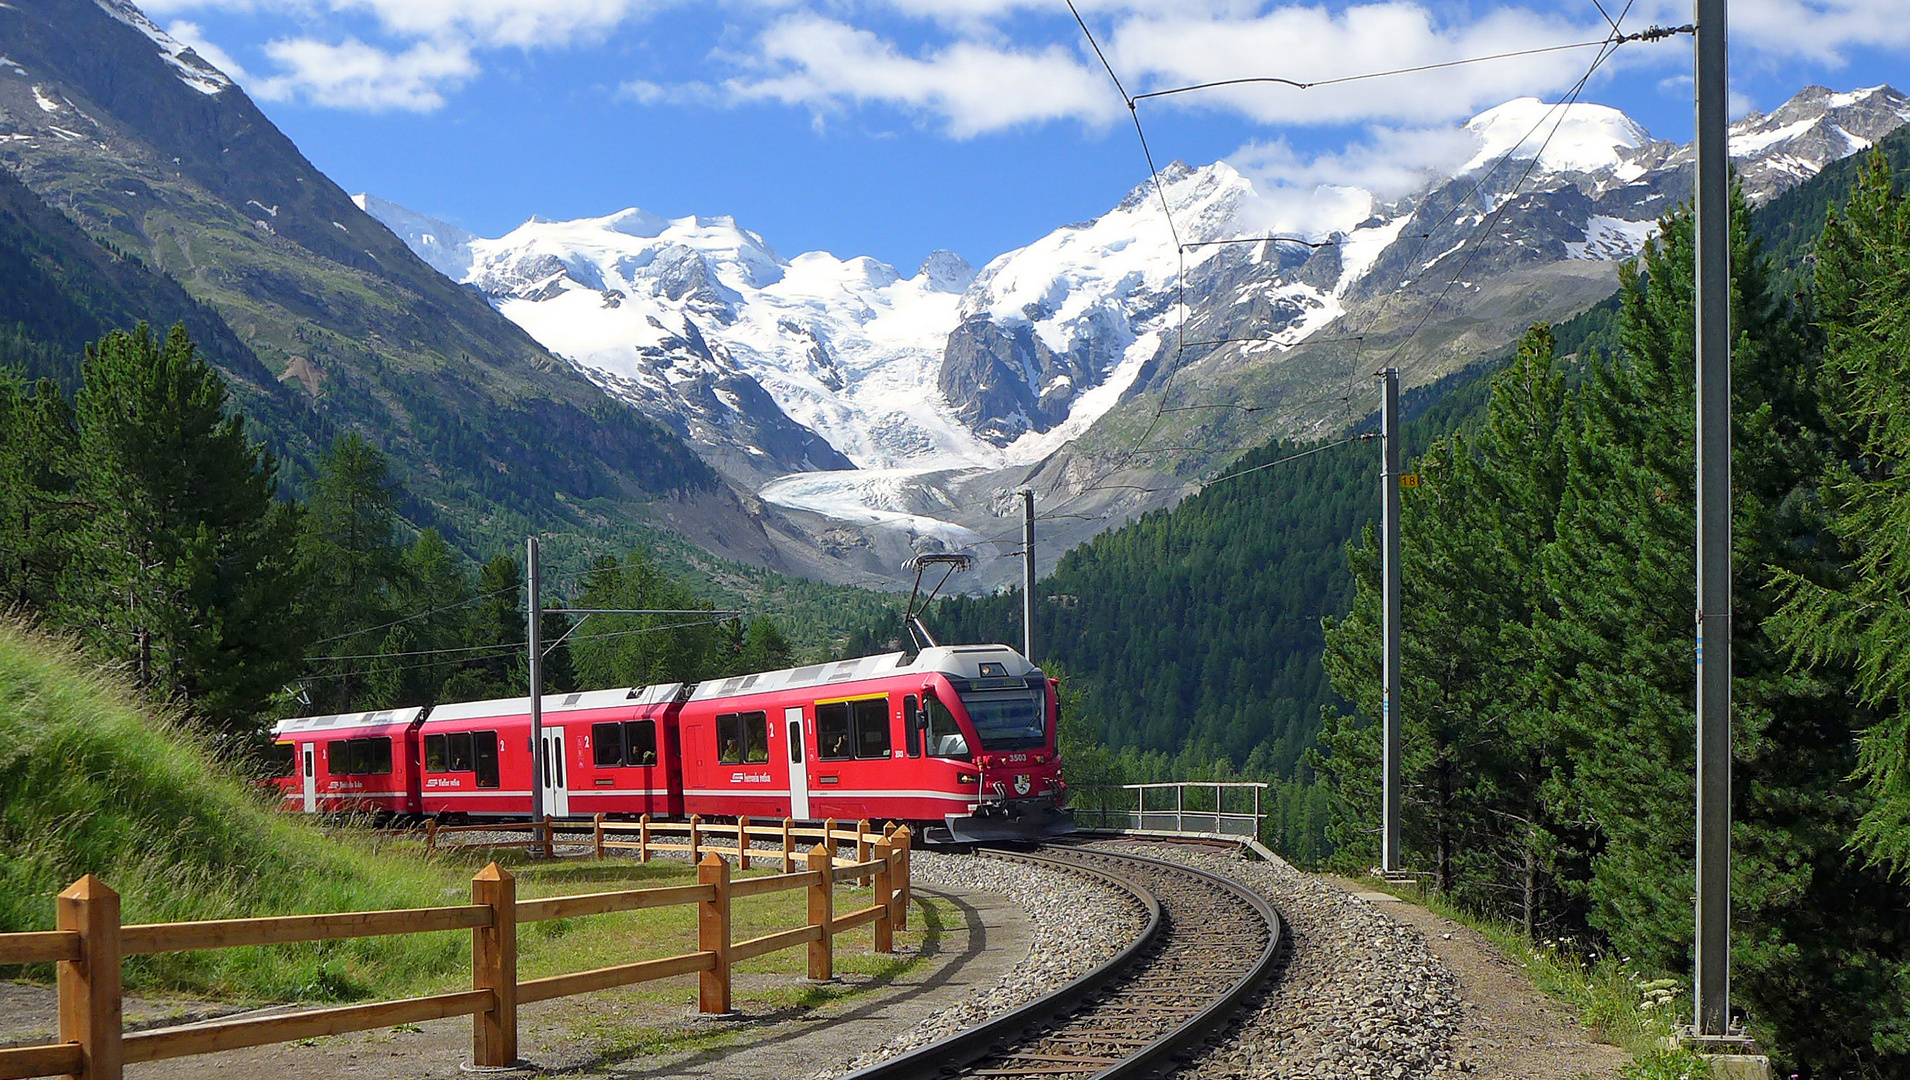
[
  {"left": 830, "top": 734, "right": 849, "bottom": 757},
  {"left": 640, "top": 749, "right": 656, "bottom": 765},
  {"left": 722, "top": 738, "right": 740, "bottom": 763}
]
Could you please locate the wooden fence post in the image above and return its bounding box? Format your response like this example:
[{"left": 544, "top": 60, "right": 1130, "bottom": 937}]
[
  {"left": 697, "top": 853, "right": 732, "bottom": 1014},
  {"left": 781, "top": 818, "right": 795, "bottom": 871},
  {"left": 689, "top": 814, "right": 702, "bottom": 866},
  {"left": 471, "top": 863, "right": 517, "bottom": 1068},
  {"left": 805, "top": 843, "right": 833, "bottom": 982},
  {"left": 593, "top": 813, "right": 605, "bottom": 860},
  {"left": 737, "top": 815, "right": 751, "bottom": 870},
  {"left": 856, "top": 818, "right": 873, "bottom": 884},
  {"left": 425, "top": 817, "right": 438, "bottom": 852},
  {"left": 639, "top": 813, "right": 651, "bottom": 863},
  {"left": 822, "top": 818, "right": 836, "bottom": 866},
  {"left": 894, "top": 826, "right": 912, "bottom": 932},
  {"left": 58, "top": 874, "right": 122, "bottom": 1080},
  {"left": 541, "top": 815, "right": 555, "bottom": 860},
  {"left": 873, "top": 836, "right": 894, "bottom": 954}
]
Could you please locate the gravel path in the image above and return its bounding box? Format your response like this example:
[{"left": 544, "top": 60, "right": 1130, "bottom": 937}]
[
  {"left": 1082, "top": 838, "right": 1467, "bottom": 1080},
  {"left": 821, "top": 849, "right": 1148, "bottom": 1076}
]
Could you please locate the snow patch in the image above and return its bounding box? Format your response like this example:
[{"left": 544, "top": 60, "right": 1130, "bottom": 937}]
[
  {"left": 1463, "top": 98, "right": 1650, "bottom": 175},
  {"left": 1565, "top": 215, "right": 1659, "bottom": 260},
  {"left": 31, "top": 86, "right": 58, "bottom": 113},
  {"left": 92, "top": 0, "right": 232, "bottom": 95}
]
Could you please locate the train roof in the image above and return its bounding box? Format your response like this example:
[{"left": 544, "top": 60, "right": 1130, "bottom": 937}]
[
  {"left": 424, "top": 683, "right": 682, "bottom": 724},
  {"left": 687, "top": 644, "right": 1037, "bottom": 703},
  {"left": 272, "top": 706, "right": 425, "bottom": 738}
]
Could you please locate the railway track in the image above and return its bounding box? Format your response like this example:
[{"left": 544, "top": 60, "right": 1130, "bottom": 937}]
[{"left": 843, "top": 841, "right": 1284, "bottom": 1080}]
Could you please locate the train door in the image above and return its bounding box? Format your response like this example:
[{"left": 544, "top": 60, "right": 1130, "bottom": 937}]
[
  {"left": 301, "top": 744, "right": 316, "bottom": 812},
  {"left": 541, "top": 727, "right": 571, "bottom": 817},
  {"left": 786, "top": 706, "right": 811, "bottom": 819}
]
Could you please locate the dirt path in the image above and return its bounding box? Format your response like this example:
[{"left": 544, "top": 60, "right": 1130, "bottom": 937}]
[
  {"left": 1324, "top": 877, "right": 1630, "bottom": 1080},
  {"left": 0, "top": 884, "right": 1030, "bottom": 1080}
]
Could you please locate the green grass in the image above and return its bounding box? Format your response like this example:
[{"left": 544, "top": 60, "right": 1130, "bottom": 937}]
[
  {"left": 0, "top": 618, "right": 921, "bottom": 1007},
  {"left": 0, "top": 618, "right": 475, "bottom": 999}
]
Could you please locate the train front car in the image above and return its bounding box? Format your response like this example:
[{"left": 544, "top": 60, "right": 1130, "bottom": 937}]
[
  {"left": 674, "top": 643, "right": 1073, "bottom": 843},
  {"left": 920, "top": 645, "right": 1074, "bottom": 844}
]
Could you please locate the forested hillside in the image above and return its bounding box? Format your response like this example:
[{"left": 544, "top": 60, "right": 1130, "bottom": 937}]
[{"left": 1315, "top": 152, "right": 1910, "bottom": 1074}]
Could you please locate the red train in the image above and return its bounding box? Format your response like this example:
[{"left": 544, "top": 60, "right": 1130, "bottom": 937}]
[{"left": 272, "top": 644, "right": 1073, "bottom": 843}]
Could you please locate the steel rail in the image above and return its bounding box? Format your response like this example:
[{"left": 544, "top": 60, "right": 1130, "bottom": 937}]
[{"left": 839, "top": 842, "right": 1283, "bottom": 1080}]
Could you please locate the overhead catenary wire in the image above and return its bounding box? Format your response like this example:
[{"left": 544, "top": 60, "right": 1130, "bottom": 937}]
[
  {"left": 1047, "top": 4, "right": 1666, "bottom": 521},
  {"left": 306, "top": 585, "right": 520, "bottom": 648}
]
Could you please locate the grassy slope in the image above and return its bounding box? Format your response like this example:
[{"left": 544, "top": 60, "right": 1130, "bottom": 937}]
[
  {"left": 0, "top": 618, "right": 919, "bottom": 1007},
  {"left": 0, "top": 617, "right": 471, "bottom": 998}
]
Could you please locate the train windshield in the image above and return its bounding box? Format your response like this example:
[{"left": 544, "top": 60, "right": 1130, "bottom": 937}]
[{"left": 957, "top": 679, "right": 1047, "bottom": 750}]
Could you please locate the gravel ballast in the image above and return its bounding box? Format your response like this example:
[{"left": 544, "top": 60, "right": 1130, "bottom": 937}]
[{"left": 1086, "top": 839, "right": 1466, "bottom": 1079}]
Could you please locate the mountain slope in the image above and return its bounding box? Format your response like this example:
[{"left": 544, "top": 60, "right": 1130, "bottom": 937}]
[
  {"left": 365, "top": 83, "right": 1909, "bottom": 587},
  {"left": 0, "top": 0, "right": 711, "bottom": 549},
  {"left": 921, "top": 131, "right": 1907, "bottom": 771}
]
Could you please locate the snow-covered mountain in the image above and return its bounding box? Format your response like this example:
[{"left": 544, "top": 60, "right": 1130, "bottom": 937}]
[{"left": 361, "top": 83, "right": 1908, "bottom": 584}]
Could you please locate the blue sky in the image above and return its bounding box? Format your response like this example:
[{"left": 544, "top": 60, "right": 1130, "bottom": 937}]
[{"left": 152, "top": 0, "right": 1910, "bottom": 272}]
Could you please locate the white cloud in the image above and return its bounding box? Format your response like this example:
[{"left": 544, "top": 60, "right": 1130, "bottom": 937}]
[
  {"left": 726, "top": 14, "right": 1123, "bottom": 136},
  {"left": 1732, "top": 0, "right": 1910, "bottom": 64},
  {"left": 166, "top": 19, "right": 253, "bottom": 82},
  {"left": 1109, "top": 4, "right": 1612, "bottom": 126},
  {"left": 713, "top": 3, "right": 1631, "bottom": 137},
  {"left": 143, "top": 0, "right": 673, "bottom": 50},
  {"left": 250, "top": 38, "right": 476, "bottom": 111},
  {"left": 1227, "top": 124, "right": 1479, "bottom": 236}
]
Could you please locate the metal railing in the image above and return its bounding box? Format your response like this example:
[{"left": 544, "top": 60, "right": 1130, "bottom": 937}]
[{"left": 1071, "top": 783, "right": 1268, "bottom": 839}]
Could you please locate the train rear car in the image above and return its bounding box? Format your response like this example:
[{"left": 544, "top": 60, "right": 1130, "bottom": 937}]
[{"left": 271, "top": 708, "right": 425, "bottom": 815}]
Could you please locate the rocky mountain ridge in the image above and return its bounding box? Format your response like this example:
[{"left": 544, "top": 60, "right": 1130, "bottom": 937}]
[{"left": 362, "top": 82, "right": 1909, "bottom": 586}]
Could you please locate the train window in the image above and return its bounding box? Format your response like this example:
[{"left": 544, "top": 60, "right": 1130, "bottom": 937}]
[
  {"left": 926, "top": 694, "right": 970, "bottom": 760},
  {"left": 303, "top": 747, "right": 313, "bottom": 777},
  {"left": 324, "top": 738, "right": 392, "bottom": 775},
  {"left": 447, "top": 731, "right": 475, "bottom": 772},
  {"left": 717, "top": 712, "right": 769, "bottom": 764},
  {"left": 853, "top": 698, "right": 891, "bottom": 759},
  {"left": 904, "top": 696, "right": 922, "bottom": 758},
  {"left": 359, "top": 738, "right": 392, "bottom": 776},
  {"left": 425, "top": 734, "right": 448, "bottom": 772},
  {"left": 475, "top": 732, "right": 499, "bottom": 788},
  {"left": 625, "top": 720, "right": 657, "bottom": 766},
  {"left": 268, "top": 741, "right": 295, "bottom": 774},
  {"left": 717, "top": 713, "right": 743, "bottom": 764},
  {"left": 592, "top": 723, "right": 624, "bottom": 767},
  {"left": 789, "top": 716, "right": 804, "bottom": 765},
  {"left": 817, "top": 703, "right": 852, "bottom": 760},
  {"left": 742, "top": 712, "right": 768, "bottom": 763}
]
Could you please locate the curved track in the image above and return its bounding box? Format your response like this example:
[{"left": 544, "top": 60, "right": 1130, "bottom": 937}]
[{"left": 842, "top": 842, "right": 1283, "bottom": 1080}]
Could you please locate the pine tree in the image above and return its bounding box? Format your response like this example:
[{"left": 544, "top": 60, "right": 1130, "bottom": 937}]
[
  {"left": 0, "top": 374, "right": 78, "bottom": 612},
  {"left": 297, "top": 431, "right": 407, "bottom": 711},
  {"left": 1772, "top": 151, "right": 1910, "bottom": 874},
  {"left": 1543, "top": 193, "right": 1910, "bottom": 1073},
  {"left": 59, "top": 323, "right": 305, "bottom": 730},
  {"left": 1317, "top": 325, "right": 1575, "bottom": 924}
]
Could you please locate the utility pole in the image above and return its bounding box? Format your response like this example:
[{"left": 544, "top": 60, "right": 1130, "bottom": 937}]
[
  {"left": 527, "top": 537, "right": 545, "bottom": 825},
  {"left": 1021, "top": 488, "right": 1036, "bottom": 661},
  {"left": 1379, "top": 368, "right": 1402, "bottom": 874},
  {"left": 1692, "top": 0, "right": 1733, "bottom": 1040}
]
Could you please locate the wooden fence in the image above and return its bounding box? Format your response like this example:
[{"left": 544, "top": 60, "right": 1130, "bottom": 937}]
[{"left": 0, "top": 821, "right": 910, "bottom": 1080}]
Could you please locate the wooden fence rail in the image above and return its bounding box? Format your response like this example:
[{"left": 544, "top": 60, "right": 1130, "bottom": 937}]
[{"left": 0, "top": 823, "right": 909, "bottom": 1080}]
